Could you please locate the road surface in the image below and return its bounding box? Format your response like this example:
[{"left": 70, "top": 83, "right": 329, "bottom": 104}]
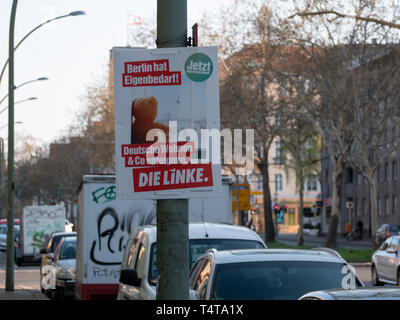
[{"left": 0, "top": 250, "right": 41, "bottom": 291}]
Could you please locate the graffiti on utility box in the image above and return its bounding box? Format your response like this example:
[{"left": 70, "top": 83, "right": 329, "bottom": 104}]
[
  {"left": 23, "top": 205, "right": 65, "bottom": 256},
  {"left": 80, "top": 182, "right": 156, "bottom": 282}
]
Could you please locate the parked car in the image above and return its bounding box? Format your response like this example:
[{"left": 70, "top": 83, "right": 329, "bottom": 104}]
[
  {"left": 188, "top": 248, "right": 364, "bottom": 300},
  {"left": 377, "top": 224, "right": 400, "bottom": 245},
  {"left": 117, "top": 223, "right": 267, "bottom": 300},
  {"left": 299, "top": 287, "right": 400, "bottom": 300},
  {"left": 39, "top": 231, "right": 76, "bottom": 294},
  {"left": 49, "top": 236, "right": 77, "bottom": 300},
  {"left": 0, "top": 219, "right": 20, "bottom": 225},
  {"left": 371, "top": 235, "right": 400, "bottom": 286},
  {"left": 0, "top": 224, "right": 20, "bottom": 251}
]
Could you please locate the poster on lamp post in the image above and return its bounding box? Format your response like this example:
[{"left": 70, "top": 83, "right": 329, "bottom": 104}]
[{"left": 112, "top": 46, "right": 221, "bottom": 200}]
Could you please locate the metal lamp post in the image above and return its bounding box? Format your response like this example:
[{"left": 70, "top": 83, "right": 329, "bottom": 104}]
[
  {"left": 0, "top": 77, "right": 48, "bottom": 106},
  {"left": 0, "top": 97, "right": 38, "bottom": 116},
  {"left": 5, "top": 0, "right": 18, "bottom": 292},
  {"left": 156, "top": 0, "right": 189, "bottom": 300},
  {"left": 0, "top": 122, "right": 23, "bottom": 131},
  {"left": 3, "top": 4, "right": 85, "bottom": 292},
  {"left": 0, "top": 10, "right": 85, "bottom": 87}
]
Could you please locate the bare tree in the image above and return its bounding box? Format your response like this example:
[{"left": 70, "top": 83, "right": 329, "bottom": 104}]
[
  {"left": 287, "top": 0, "right": 400, "bottom": 248},
  {"left": 206, "top": 0, "right": 298, "bottom": 243}
]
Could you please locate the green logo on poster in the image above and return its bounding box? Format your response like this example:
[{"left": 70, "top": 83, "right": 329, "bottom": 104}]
[{"left": 184, "top": 53, "right": 213, "bottom": 82}]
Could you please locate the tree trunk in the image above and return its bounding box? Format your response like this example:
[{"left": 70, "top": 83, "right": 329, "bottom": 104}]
[
  {"left": 325, "top": 159, "right": 343, "bottom": 248},
  {"left": 259, "top": 161, "right": 275, "bottom": 243},
  {"left": 368, "top": 179, "right": 379, "bottom": 250}
]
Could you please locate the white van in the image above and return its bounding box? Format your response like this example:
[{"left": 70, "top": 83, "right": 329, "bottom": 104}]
[{"left": 117, "top": 223, "right": 266, "bottom": 300}]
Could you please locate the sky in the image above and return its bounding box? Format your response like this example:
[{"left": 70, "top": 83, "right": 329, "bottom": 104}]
[{"left": 0, "top": 0, "right": 232, "bottom": 147}]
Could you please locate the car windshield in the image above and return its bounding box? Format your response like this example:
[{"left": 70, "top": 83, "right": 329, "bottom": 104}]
[
  {"left": 51, "top": 235, "right": 66, "bottom": 252},
  {"left": 148, "top": 239, "right": 265, "bottom": 284},
  {"left": 212, "top": 261, "right": 358, "bottom": 300},
  {"left": 389, "top": 225, "right": 400, "bottom": 233},
  {"left": 0, "top": 225, "right": 19, "bottom": 236},
  {"left": 59, "top": 240, "right": 76, "bottom": 260}
]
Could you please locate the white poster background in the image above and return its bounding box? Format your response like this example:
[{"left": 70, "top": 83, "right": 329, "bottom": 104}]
[{"left": 113, "top": 47, "right": 221, "bottom": 200}]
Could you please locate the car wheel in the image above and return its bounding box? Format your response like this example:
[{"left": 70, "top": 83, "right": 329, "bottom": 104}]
[
  {"left": 55, "top": 286, "right": 65, "bottom": 300},
  {"left": 397, "top": 269, "right": 400, "bottom": 286},
  {"left": 371, "top": 265, "right": 383, "bottom": 286},
  {"left": 15, "top": 257, "right": 23, "bottom": 266}
]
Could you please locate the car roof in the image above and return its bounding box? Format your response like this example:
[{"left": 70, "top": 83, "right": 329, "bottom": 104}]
[
  {"left": 303, "top": 287, "right": 400, "bottom": 300},
  {"left": 132, "top": 223, "right": 264, "bottom": 244},
  {"left": 51, "top": 231, "right": 76, "bottom": 237},
  {"left": 60, "top": 236, "right": 76, "bottom": 243},
  {"left": 210, "top": 248, "right": 345, "bottom": 264}
]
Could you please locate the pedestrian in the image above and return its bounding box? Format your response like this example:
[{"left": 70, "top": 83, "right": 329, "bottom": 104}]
[{"left": 356, "top": 219, "right": 364, "bottom": 241}]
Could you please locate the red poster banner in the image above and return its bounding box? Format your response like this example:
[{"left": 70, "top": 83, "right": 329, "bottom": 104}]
[{"left": 132, "top": 163, "right": 213, "bottom": 192}]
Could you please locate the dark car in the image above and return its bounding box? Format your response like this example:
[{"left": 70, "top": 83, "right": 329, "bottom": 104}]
[{"left": 377, "top": 224, "right": 400, "bottom": 245}]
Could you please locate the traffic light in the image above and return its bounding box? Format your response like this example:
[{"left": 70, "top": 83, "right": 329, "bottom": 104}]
[
  {"left": 273, "top": 204, "right": 279, "bottom": 215},
  {"left": 282, "top": 204, "right": 288, "bottom": 213},
  {"left": 251, "top": 206, "right": 257, "bottom": 215}
]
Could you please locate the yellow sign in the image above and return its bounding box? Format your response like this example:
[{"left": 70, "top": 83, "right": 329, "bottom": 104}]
[{"left": 232, "top": 184, "right": 250, "bottom": 210}]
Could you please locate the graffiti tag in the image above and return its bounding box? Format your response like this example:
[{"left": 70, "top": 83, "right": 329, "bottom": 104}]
[
  {"left": 91, "top": 186, "right": 116, "bottom": 204},
  {"left": 89, "top": 206, "right": 155, "bottom": 266}
]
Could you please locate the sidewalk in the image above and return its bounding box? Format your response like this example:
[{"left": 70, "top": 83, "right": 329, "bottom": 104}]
[
  {"left": 258, "top": 232, "right": 373, "bottom": 250},
  {"left": 0, "top": 282, "right": 49, "bottom": 300},
  {"left": 0, "top": 286, "right": 49, "bottom": 300}
]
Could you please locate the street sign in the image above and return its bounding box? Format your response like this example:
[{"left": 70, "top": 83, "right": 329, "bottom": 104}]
[
  {"left": 113, "top": 47, "right": 221, "bottom": 200},
  {"left": 232, "top": 184, "right": 250, "bottom": 210},
  {"left": 346, "top": 201, "right": 353, "bottom": 209}
]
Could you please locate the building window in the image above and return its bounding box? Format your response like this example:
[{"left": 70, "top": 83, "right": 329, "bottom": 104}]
[
  {"left": 378, "top": 197, "right": 382, "bottom": 215},
  {"left": 256, "top": 174, "right": 263, "bottom": 191},
  {"left": 275, "top": 140, "right": 281, "bottom": 164},
  {"left": 385, "top": 162, "right": 389, "bottom": 181},
  {"left": 356, "top": 199, "right": 360, "bottom": 216},
  {"left": 346, "top": 168, "right": 353, "bottom": 184},
  {"left": 305, "top": 176, "right": 318, "bottom": 191},
  {"left": 362, "top": 198, "right": 366, "bottom": 216},
  {"left": 377, "top": 165, "right": 381, "bottom": 182},
  {"left": 393, "top": 195, "right": 397, "bottom": 215},
  {"left": 385, "top": 196, "right": 390, "bottom": 215},
  {"left": 393, "top": 161, "right": 397, "bottom": 180},
  {"left": 275, "top": 174, "right": 283, "bottom": 191}
]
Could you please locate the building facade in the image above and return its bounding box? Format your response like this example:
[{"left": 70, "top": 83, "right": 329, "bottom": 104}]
[{"left": 232, "top": 136, "right": 321, "bottom": 233}]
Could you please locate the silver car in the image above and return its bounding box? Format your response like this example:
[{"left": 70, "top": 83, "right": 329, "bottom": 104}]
[
  {"left": 50, "top": 236, "right": 77, "bottom": 299},
  {"left": 371, "top": 235, "right": 400, "bottom": 286},
  {"left": 189, "top": 248, "right": 364, "bottom": 300},
  {"left": 300, "top": 287, "right": 400, "bottom": 300},
  {"left": 0, "top": 224, "right": 19, "bottom": 251}
]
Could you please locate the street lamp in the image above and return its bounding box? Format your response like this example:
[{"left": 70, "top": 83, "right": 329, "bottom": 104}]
[
  {"left": 0, "top": 97, "right": 38, "bottom": 116},
  {"left": 0, "top": 121, "right": 22, "bottom": 131},
  {"left": 0, "top": 10, "right": 86, "bottom": 87},
  {"left": 4, "top": 4, "right": 85, "bottom": 291},
  {"left": 5, "top": 0, "right": 18, "bottom": 292},
  {"left": 0, "top": 77, "right": 47, "bottom": 106}
]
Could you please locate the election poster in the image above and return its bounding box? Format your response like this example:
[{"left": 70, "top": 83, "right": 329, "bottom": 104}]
[{"left": 112, "top": 47, "right": 221, "bottom": 200}]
